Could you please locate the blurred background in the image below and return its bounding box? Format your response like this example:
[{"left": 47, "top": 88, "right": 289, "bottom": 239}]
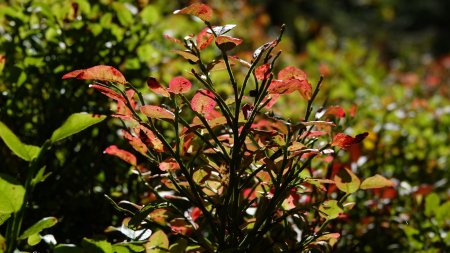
[{"left": 0, "top": 0, "right": 449, "bottom": 252}]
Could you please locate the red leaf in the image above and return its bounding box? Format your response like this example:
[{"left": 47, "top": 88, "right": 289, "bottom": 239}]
[
  {"left": 332, "top": 132, "right": 369, "bottom": 150},
  {"left": 89, "top": 84, "right": 126, "bottom": 103},
  {"left": 147, "top": 77, "right": 169, "bottom": 97},
  {"left": 242, "top": 104, "right": 254, "bottom": 120},
  {"left": 191, "top": 207, "right": 202, "bottom": 222},
  {"left": 173, "top": 3, "right": 213, "bottom": 22},
  {"left": 215, "top": 35, "right": 243, "bottom": 51},
  {"left": 191, "top": 89, "right": 216, "bottom": 119},
  {"left": 325, "top": 106, "right": 346, "bottom": 118},
  {"left": 169, "top": 218, "right": 192, "bottom": 235},
  {"left": 116, "top": 89, "right": 136, "bottom": 116},
  {"left": 278, "top": 66, "right": 307, "bottom": 81},
  {"left": 197, "top": 28, "right": 214, "bottom": 50},
  {"left": 104, "top": 145, "right": 136, "bottom": 166},
  {"left": 135, "top": 125, "right": 164, "bottom": 152},
  {"left": 159, "top": 158, "right": 180, "bottom": 171},
  {"left": 168, "top": 76, "right": 192, "bottom": 94},
  {"left": 62, "top": 65, "right": 126, "bottom": 84},
  {"left": 255, "top": 63, "right": 271, "bottom": 80},
  {"left": 163, "top": 34, "right": 182, "bottom": 45},
  {"left": 140, "top": 105, "right": 175, "bottom": 120},
  {"left": 267, "top": 79, "right": 297, "bottom": 94}
]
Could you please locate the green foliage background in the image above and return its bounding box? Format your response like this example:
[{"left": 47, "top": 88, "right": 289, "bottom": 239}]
[{"left": 0, "top": 0, "right": 448, "bottom": 252}]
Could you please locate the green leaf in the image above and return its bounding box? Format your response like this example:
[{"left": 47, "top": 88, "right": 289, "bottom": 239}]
[
  {"left": 140, "top": 5, "right": 160, "bottom": 25},
  {"left": 334, "top": 168, "right": 360, "bottom": 193},
  {"left": 0, "top": 213, "right": 11, "bottom": 226},
  {"left": 31, "top": 166, "right": 52, "bottom": 187},
  {"left": 50, "top": 113, "right": 106, "bottom": 143},
  {"left": 54, "top": 244, "right": 84, "bottom": 253},
  {"left": 360, "top": 174, "right": 395, "bottom": 190},
  {"left": 435, "top": 201, "right": 450, "bottom": 224},
  {"left": 113, "top": 242, "right": 145, "bottom": 253},
  {"left": 27, "top": 233, "right": 41, "bottom": 246},
  {"left": 0, "top": 121, "right": 40, "bottom": 161},
  {"left": 145, "top": 230, "right": 169, "bottom": 253},
  {"left": 318, "top": 200, "right": 343, "bottom": 220},
  {"left": 19, "top": 217, "right": 58, "bottom": 240},
  {"left": 0, "top": 174, "right": 25, "bottom": 214},
  {"left": 129, "top": 204, "right": 157, "bottom": 229},
  {"left": 424, "top": 193, "right": 440, "bottom": 217},
  {"left": 112, "top": 2, "right": 133, "bottom": 26},
  {"left": 82, "top": 238, "right": 113, "bottom": 253}
]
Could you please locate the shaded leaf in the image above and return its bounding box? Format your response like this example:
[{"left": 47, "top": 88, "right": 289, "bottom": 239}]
[
  {"left": 170, "top": 219, "right": 192, "bottom": 235},
  {"left": 54, "top": 244, "right": 84, "bottom": 253},
  {"left": 19, "top": 217, "right": 58, "bottom": 240},
  {"left": 191, "top": 89, "right": 216, "bottom": 119},
  {"left": 360, "top": 174, "right": 395, "bottom": 189},
  {"left": 135, "top": 125, "right": 164, "bottom": 152},
  {"left": 163, "top": 34, "right": 182, "bottom": 45},
  {"left": 104, "top": 145, "right": 137, "bottom": 166},
  {"left": 171, "top": 50, "right": 199, "bottom": 62},
  {"left": 0, "top": 121, "right": 40, "bottom": 161},
  {"left": 0, "top": 174, "right": 25, "bottom": 214},
  {"left": 334, "top": 168, "right": 360, "bottom": 193},
  {"left": 147, "top": 78, "right": 170, "bottom": 97},
  {"left": 62, "top": 65, "right": 126, "bottom": 84},
  {"left": 89, "top": 84, "right": 126, "bottom": 103},
  {"left": 173, "top": 3, "right": 213, "bottom": 22},
  {"left": 122, "top": 130, "right": 148, "bottom": 156},
  {"left": 168, "top": 76, "right": 192, "bottom": 94},
  {"left": 140, "top": 105, "right": 175, "bottom": 120},
  {"left": 424, "top": 193, "right": 440, "bottom": 217},
  {"left": 82, "top": 238, "right": 113, "bottom": 253},
  {"left": 51, "top": 113, "right": 106, "bottom": 143},
  {"left": 159, "top": 158, "right": 180, "bottom": 171}
]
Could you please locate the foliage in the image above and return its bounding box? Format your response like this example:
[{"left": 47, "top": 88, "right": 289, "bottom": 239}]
[{"left": 61, "top": 4, "right": 395, "bottom": 252}]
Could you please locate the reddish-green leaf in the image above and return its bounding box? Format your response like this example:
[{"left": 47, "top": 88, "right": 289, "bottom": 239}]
[
  {"left": 168, "top": 76, "right": 192, "bottom": 94},
  {"left": 196, "top": 28, "right": 214, "bottom": 50},
  {"left": 334, "top": 168, "right": 360, "bottom": 193},
  {"left": 319, "top": 200, "right": 343, "bottom": 220},
  {"left": 173, "top": 3, "right": 213, "bottom": 22},
  {"left": 255, "top": 63, "right": 271, "bottom": 80},
  {"left": 191, "top": 89, "right": 216, "bottom": 119},
  {"left": 360, "top": 175, "right": 395, "bottom": 189},
  {"left": 145, "top": 230, "right": 169, "bottom": 253},
  {"left": 215, "top": 35, "right": 242, "bottom": 51},
  {"left": 332, "top": 132, "right": 368, "bottom": 150},
  {"left": 104, "top": 145, "right": 136, "bottom": 166},
  {"left": 163, "top": 34, "right": 182, "bottom": 45},
  {"left": 62, "top": 65, "right": 126, "bottom": 84},
  {"left": 170, "top": 218, "right": 192, "bottom": 236},
  {"left": 159, "top": 158, "right": 180, "bottom": 172},
  {"left": 140, "top": 105, "right": 175, "bottom": 120},
  {"left": 147, "top": 77, "right": 169, "bottom": 97}
]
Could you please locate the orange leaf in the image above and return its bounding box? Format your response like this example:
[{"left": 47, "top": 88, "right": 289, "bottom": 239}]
[
  {"left": 147, "top": 77, "right": 169, "bottom": 97},
  {"left": 255, "top": 63, "right": 271, "bottom": 80},
  {"left": 122, "top": 130, "right": 148, "bottom": 156},
  {"left": 62, "top": 65, "right": 126, "bottom": 84},
  {"left": 140, "top": 105, "right": 175, "bottom": 120},
  {"left": 278, "top": 66, "right": 307, "bottom": 81},
  {"left": 325, "top": 106, "right": 346, "bottom": 118},
  {"left": 168, "top": 76, "right": 192, "bottom": 94},
  {"left": 331, "top": 132, "right": 368, "bottom": 150},
  {"left": 135, "top": 125, "right": 164, "bottom": 152},
  {"left": 173, "top": 3, "right": 213, "bottom": 22},
  {"left": 104, "top": 145, "right": 136, "bottom": 166},
  {"left": 159, "top": 158, "right": 180, "bottom": 171},
  {"left": 197, "top": 28, "right": 214, "bottom": 50}
]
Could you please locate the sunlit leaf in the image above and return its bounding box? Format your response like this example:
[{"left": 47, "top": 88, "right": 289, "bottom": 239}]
[
  {"left": 278, "top": 66, "right": 307, "bottom": 81},
  {"left": 0, "top": 121, "right": 40, "bottom": 161},
  {"left": 325, "top": 106, "right": 346, "bottom": 118},
  {"left": 215, "top": 35, "right": 242, "bottom": 51},
  {"left": 104, "top": 145, "right": 137, "bottom": 166},
  {"left": 159, "top": 158, "right": 180, "bottom": 171},
  {"left": 207, "top": 24, "right": 236, "bottom": 35},
  {"left": 145, "top": 230, "right": 169, "bottom": 253},
  {"left": 253, "top": 40, "right": 278, "bottom": 59},
  {"left": 122, "top": 130, "right": 148, "bottom": 156},
  {"left": 135, "top": 125, "right": 164, "bottom": 152},
  {"left": 191, "top": 89, "right": 216, "bottom": 119},
  {"left": 54, "top": 244, "right": 83, "bottom": 253},
  {"left": 360, "top": 174, "right": 395, "bottom": 189},
  {"left": 319, "top": 200, "right": 343, "bottom": 220},
  {"left": 334, "top": 168, "right": 360, "bottom": 193},
  {"left": 168, "top": 76, "right": 192, "bottom": 94},
  {"left": 0, "top": 174, "right": 25, "bottom": 214},
  {"left": 50, "top": 113, "right": 106, "bottom": 143},
  {"left": 27, "top": 233, "right": 41, "bottom": 246},
  {"left": 0, "top": 55, "right": 5, "bottom": 73},
  {"left": 173, "top": 3, "right": 213, "bottom": 22},
  {"left": 141, "top": 105, "right": 175, "bottom": 120},
  {"left": 170, "top": 218, "right": 192, "bottom": 235},
  {"left": 82, "top": 238, "right": 113, "bottom": 253},
  {"left": 147, "top": 77, "right": 170, "bottom": 97},
  {"left": 163, "top": 34, "right": 182, "bottom": 45},
  {"left": 62, "top": 65, "right": 126, "bottom": 84},
  {"left": 19, "top": 217, "right": 58, "bottom": 240},
  {"left": 424, "top": 193, "right": 440, "bottom": 217}
]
